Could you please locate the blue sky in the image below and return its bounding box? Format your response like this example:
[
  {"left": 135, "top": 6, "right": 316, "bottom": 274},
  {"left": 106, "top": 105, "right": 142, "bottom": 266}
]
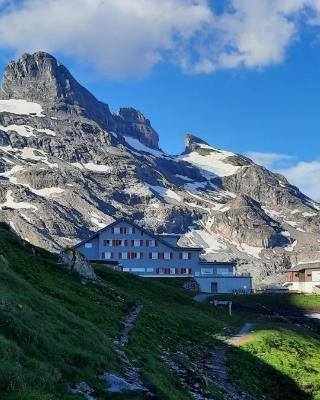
[{"left": 0, "top": 0, "right": 320, "bottom": 198}]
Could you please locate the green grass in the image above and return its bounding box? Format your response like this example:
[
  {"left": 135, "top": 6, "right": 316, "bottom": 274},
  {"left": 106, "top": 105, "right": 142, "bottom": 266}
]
[
  {"left": 227, "top": 327, "right": 320, "bottom": 400},
  {"left": 210, "top": 293, "right": 320, "bottom": 400},
  {"left": 209, "top": 293, "right": 320, "bottom": 314},
  {"left": 1, "top": 222, "right": 319, "bottom": 400},
  {"left": 0, "top": 223, "right": 225, "bottom": 399}
]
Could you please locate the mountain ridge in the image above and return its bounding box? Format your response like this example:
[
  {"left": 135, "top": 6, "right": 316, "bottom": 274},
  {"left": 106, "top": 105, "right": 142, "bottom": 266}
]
[{"left": 0, "top": 51, "right": 319, "bottom": 285}]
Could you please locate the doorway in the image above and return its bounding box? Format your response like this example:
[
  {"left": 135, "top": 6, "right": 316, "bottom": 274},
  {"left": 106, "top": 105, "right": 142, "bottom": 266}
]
[{"left": 211, "top": 282, "right": 218, "bottom": 293}]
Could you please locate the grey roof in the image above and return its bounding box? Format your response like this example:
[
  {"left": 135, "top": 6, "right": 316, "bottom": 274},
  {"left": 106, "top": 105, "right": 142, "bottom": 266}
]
[
  {"left": 73, "top": 217, "right": 203, "bottom": 252},
  {"left": 288, "top": 262, "right": 320, "bottom": 272}
]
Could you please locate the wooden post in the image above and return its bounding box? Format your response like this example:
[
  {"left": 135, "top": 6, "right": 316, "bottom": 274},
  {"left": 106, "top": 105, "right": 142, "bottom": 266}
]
[{"left": 229, "top": 301, "right": 232, "bottom": 316}]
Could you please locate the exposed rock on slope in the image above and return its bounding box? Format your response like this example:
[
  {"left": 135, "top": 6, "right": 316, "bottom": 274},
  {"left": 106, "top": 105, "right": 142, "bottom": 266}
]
[{"left": 0, "top": 52, "right": 319, "bottom": 285}]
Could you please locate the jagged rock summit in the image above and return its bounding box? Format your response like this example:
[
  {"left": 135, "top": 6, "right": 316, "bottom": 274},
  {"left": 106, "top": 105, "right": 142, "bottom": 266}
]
[
  {"left": 0, "top": 51, "right": 319, "bottom": 286},
  {"left": 0, "top": 52, "right": 159, "bottom": 149}
]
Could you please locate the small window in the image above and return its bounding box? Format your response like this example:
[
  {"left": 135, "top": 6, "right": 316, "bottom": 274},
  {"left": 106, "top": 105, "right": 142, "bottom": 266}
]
[
  {"left": 131, "top": 268, "right": 145, "bottom": 272},
  {"left": 164, "top": 252, "right": 171, "bottom": 260},
  {"left": 123, "top": 268, "right": 130, "bottom": 272},
  {"left": 114, "top": 227, "right": 120, "bottom": 234},
  {"left": 147, "top": 268, "right": 154, "bottom": 272},
  {"left": 182, "top": 252, "right": 189, "bottom": 260},
  {"left": 85, "top": 243, "right": 92, "bottom": 249}
]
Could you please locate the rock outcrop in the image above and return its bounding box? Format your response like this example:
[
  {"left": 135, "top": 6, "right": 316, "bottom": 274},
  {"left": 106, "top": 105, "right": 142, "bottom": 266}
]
[{"left": 59, "top": 248, "right": 97, "bottom": 280}]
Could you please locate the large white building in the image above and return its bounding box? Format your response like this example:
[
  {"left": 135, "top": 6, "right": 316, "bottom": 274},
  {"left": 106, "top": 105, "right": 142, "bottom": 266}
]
[{"left": 74, "top": 218, "right": 252, "bottom": 294}]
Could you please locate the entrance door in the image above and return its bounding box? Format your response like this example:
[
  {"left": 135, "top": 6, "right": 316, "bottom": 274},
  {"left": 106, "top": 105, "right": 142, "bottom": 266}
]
[{"left": 211, "top": 282, "right": 218, "bottom": 293}]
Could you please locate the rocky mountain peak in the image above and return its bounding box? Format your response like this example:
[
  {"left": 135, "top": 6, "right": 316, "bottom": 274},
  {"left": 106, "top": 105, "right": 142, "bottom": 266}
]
[
  {"left": 185, "top": 133, "right": 210, "bottom": 153},
  {"left": 116, "top": 107, "right": 159, "bottom": 149},
  {"left": 0, "top": 51, "right": 112, "bottom": 126}
]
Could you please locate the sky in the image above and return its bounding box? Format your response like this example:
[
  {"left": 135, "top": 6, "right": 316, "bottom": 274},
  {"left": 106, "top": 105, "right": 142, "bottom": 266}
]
[{"left": 0, "top": 0, "right": 320, "bottom": 199}]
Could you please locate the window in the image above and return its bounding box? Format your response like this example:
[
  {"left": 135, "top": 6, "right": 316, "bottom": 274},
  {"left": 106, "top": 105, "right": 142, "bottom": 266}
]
[
  {"left": 103, "top": 252, "right": 113, "bottom": 260},
  {"left": 170, "top": 268, "right": 176, "bottom": 275},
  {"left": 164, "top": 252, "right": 171, "bottom": 260},
  {"left": 131, "top": 268, "right": 145, "bottom": 272},
  {"left": 133, "top": 240, "right": 140, "bottom": 247},
  {"left": 152, "top": 252, "right": 158, "bottom": 260},
  {"left": 147, "top": 268, "right": 154, "bottom": 273},
  {"left": 180, "top": 252, "right": 191, "bottom": 260},
  {"left": 201, "top": 268, "right": 213, "bottom": 275},
  {"left": 85, "top": 242, "right": 92, "bottom": 249},
  {"left": 123, "top": 268, "right": 130, "bottom": 272},
  {"left": 128, "top": 227, "right": 136, "bottom": 234},
  {"left": 128, "top": 252, "right": 143, "bottom": 259},
  {"left": 217, "top": 267, "right": 232, "bottom": 276},
  {"left": 121, "top": 252, "right": 128, "bottom": 259},
  {"left": 103, "top": 239, "right": 111, "bottom": 246},
  {"left": 180, "top": 268, "right": 189, "bottom": 274},
  {"left": 114, "top": 227, "right": 120, "bottom": 234}
]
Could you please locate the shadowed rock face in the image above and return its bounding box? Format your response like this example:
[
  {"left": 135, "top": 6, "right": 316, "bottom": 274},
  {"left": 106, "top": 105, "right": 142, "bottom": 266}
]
[
  {"left": 0, "top": 51, "right": 320, "bottom": 286},
  {"left": 116, "top": 107, "right": 159, "bottom": 149}
]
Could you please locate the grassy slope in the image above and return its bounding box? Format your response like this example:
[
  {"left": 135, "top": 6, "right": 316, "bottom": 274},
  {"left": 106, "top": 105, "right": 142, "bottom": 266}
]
[
  {"left": 210, "top": 294, "right": 320, "bottom": 400},
  {"left": 0, "top": 223, "right": 226, "bottom": 400},
  {"left": 1, "top": 222, "right": 319, "bottom": 400}
]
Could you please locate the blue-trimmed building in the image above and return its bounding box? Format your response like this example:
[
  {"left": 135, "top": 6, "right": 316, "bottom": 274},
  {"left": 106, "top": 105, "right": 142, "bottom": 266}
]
[{"left": 74, "top": 218, "right": 252, "bottom": 293}]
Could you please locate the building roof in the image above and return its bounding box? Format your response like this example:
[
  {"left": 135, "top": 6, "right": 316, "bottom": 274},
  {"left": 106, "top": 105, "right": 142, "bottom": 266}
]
[
  {"left": 73, "top": 217, "right": 203, "bottom": 252},
  {"left": 288, "top": 262, "right": 320, "bottom": 272}
]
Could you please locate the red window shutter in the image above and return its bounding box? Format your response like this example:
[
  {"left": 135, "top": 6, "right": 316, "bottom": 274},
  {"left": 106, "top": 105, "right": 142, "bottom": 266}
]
[
  {"left": 170, "top": 252, "right": 173, "bottom": 259},
  {"left": 188, "top": 252, "right": 192, "bottom": 260},
  {"left": 179, "top": 253, "right": 182, "bottom": 259},
  {"left": 124, "top": 227, "right": 127, "bottom": 234},
  {"left": 189, "top": 268, "right": 192, "bottom": 274},
  {"left": 140, "top": 240, "right": 143, "bottom": 246},
  {"left": 155, "top": 240, "right": 159, "bottom": 247},
  {"left": 159, "top": 252, "right": 164, "bottom": 260}
]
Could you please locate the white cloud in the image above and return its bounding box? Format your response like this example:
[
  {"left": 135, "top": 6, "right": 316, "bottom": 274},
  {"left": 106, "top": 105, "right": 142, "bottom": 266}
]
[
  {"left": 277, "top": 161, "right": 320, "bottom": 200},
  {"left": 245, "top": 151, "right": 294, "bottom": 169},
  {"left": 246, "top": 151, "right": 320, "bottom": 200},
  {"left": 0, "top": 0, "right": 320, "bottom": 77}
]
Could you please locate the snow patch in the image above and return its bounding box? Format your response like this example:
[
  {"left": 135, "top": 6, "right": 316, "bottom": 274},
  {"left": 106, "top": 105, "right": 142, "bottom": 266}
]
[
  {"left": 0, "top": 190, "right": 38, "bottom": 210},
  {"left": 302, "top": 212, "right": 317, "bottom": 217},
  {"left": 146, "top": 184, "right": 182, "bottom": 203},
  {"left": 180, "top": 147, "right": 241, "bottom": 177},
  {"left": 285, "top": 240, "right": 297, "bottom": 252},
  {"left": 0, "top": 99, "right": 44, "bottom": 117},
  {"left": 124, "top": 136, "right": 164, "bottom": 158},
  {"left": 186, "top": 229, "right": 227, "bottom": 253},
  {"left": 83, "top": 163, "right": 112, "bottom": 173}
]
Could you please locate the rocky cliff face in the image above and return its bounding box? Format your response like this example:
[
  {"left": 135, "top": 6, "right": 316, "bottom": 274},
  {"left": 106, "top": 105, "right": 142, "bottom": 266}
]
[{"left": 0, "top": 52, "right": 319, "bottom": 286}]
